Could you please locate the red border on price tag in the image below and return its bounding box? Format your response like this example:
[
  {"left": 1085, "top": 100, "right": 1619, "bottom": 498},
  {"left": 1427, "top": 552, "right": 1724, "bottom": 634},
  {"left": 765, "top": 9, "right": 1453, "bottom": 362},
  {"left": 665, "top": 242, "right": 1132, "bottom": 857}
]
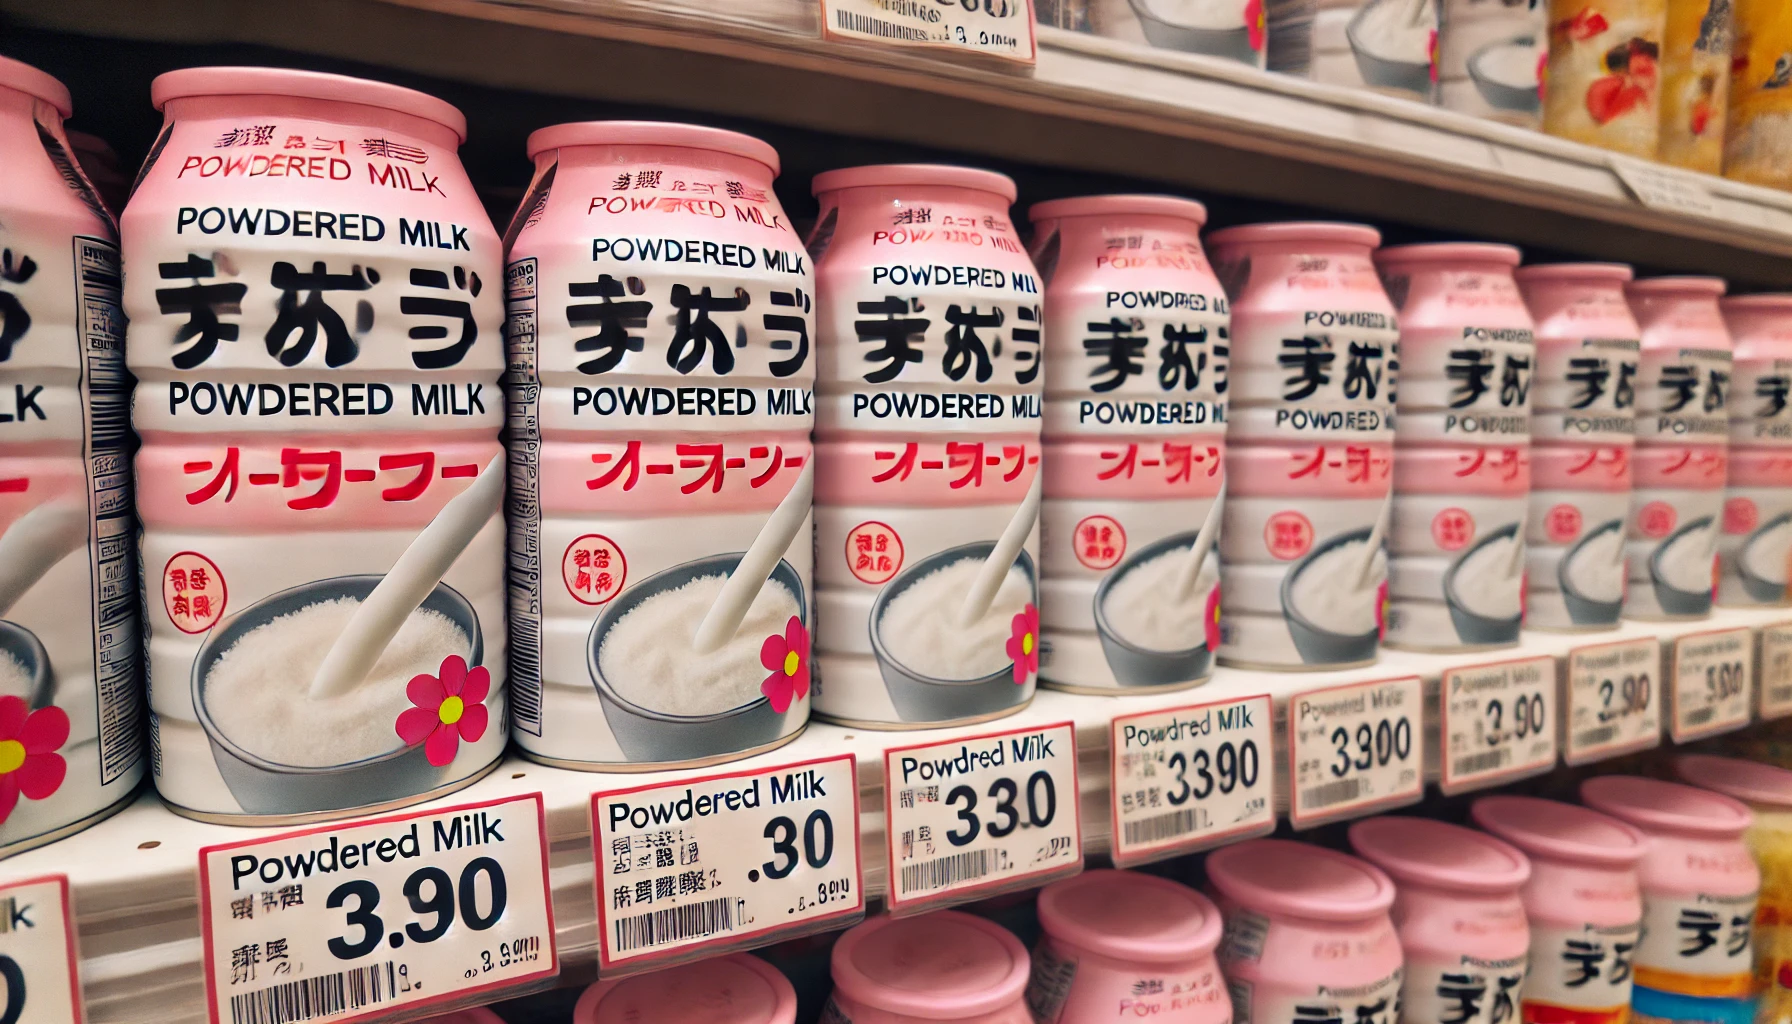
[
  {"left": 1108, "top": 696, "right": 1275, "bottom": 865},
  {"left": 2, "top": 873, "right": 83, "bottom": 1024},
  {"left": 1438, "top": 655, "right": 1558, "bottom": 794},
  {"left": 1285, "top": 677, "right": 1425, "bottom": 829},
  {"left": 1563, "top": 636, "right": 1662, "bottom": 765},
  {"left": 196, "top": 793, "right": 558, "bottom": 1024},
  {"left": 1670, "top": 626, "right": 1754, "bottom": 743}
]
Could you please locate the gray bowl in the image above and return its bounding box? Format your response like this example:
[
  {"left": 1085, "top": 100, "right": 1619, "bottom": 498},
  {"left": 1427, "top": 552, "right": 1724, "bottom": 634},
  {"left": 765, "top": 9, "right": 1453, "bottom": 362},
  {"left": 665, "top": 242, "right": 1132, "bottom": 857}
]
[
  {"left": 192, "top": 575, "right": 484, "bottom": 816},
  {"left": 1280, "top": 527, "right": 1382, "bottom": 667},
  {"left": 1558, "top": 520, "right": 1626, "bottom": 627},
  {"left": 1124, "top": 0, "right": 1261, "bottom": 63},
  {"left": 1469, "top": 37, "right": 1542, "bottom": 113},
  {"left": 870, "top": 543, "right": 1037, "bottom": 724},
  {"left": 1093, "top": 531, "right": 1214, "bottom": 687},
  {"left": 0, "top": 620, "right": 53, "bottom": 708},
  {"left": 1444, "top": 524, "right": 1524, "bottom": 645},
  {"left": 589, "top": 554, "right": 804, "bottom": 763},
  {"left": 1650, "top": 516, "right": 1717, "bottom": 616},
  {"left": 1736, "top": 513, "right": 1792, "bottom": 604},
  {"left": 1346, "top": 0, "right": 1435, "bottom": 96}
]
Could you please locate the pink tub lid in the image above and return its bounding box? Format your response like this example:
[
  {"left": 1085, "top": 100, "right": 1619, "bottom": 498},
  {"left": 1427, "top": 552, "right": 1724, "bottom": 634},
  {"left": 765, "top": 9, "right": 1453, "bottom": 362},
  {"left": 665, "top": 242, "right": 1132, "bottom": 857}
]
[
  {"left": 1471, "top": 795, "right": 1645, "bottom": 867},
  {"left": 1513, "top": 263, "right": 1635, "bottom": 283},
  {"left": 1206, "top": 221, "right": 1381, "bottom": 250},
  {"left": 812, "top": 164, "right": 1016, "bottom": 202},
  {"left": 1037, "top": 869, "right": 1223, "bottom": 964},
  {"left": 151, "top": 67, "right": 467, "bottom": 142},
  {"left": 526, "top": 121, "right": 779, "bottom": 174},
  {"left": 1677, "top": 754, "right": 1792, "bottom": 808},
  {"left": 1205, "top": 839, "right": 1394, "bottom": 922},
  {"left": 0, "top": 55, "right": 71, "bottom": 116},
  {"left": 415, "top": 1009, "right": 504, "bottom": 1024},
  {"left": 830, "top": 910, "right": 1029, "bottom": 1020},
  {"left": 574, "top": 953, "right": 796, "bottom": 1024},
  {"left": 1722, "top": 294, "right": 1792, "bottom": 312},
  {"left": 1581, "top": 775, "right": 1753, "bottom": 837},
  {"left": 1028, "top": 194, "right": 1207, "bottom": 225},
  {"left": 1348, "top": 817, "right": 1531, "bottom": 894},
  {"left": 1626, "top": 276, "right": 1729, "bottom": 297},
  {"left": 1374, "top": 242, "right": 1523, "bottom": 266}
]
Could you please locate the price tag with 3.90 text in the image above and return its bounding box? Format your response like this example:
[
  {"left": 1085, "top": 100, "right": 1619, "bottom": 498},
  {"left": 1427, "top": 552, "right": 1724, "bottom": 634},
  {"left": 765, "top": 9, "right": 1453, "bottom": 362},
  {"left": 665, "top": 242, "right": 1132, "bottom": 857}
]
[
  {"left": 0, "top": 874, "right": 82, "bottom": 1024},
  {"left": 1671, "top": 627, "right": 1754, "bottom": 742},
  {"left": 1439, "top": 656, "right": 1558, "bottom": 795},
  {"left": 1760, "top": 623, "right": 1792, "bottom": 720},
  {"left": 884, "top": 722, "right": 1080, "bottom": 914},
  {"left": 1109, "top": 696, "right": 1274, "bottom": 866},
  {"left": 820, "top": 0, "right": 1037, "bottom": 64},
  {"left": 1564, "top": 637, "right": 1660, "bottom": 764},
  {"left": 592, "top": 755, "right": 862, "bottom": 973},
  {"left": 1287, "top": 677, "right": 1423, "bottom": 829},
  {"left": 198, "top": 794, "right": 557, "bottom": 1024}
]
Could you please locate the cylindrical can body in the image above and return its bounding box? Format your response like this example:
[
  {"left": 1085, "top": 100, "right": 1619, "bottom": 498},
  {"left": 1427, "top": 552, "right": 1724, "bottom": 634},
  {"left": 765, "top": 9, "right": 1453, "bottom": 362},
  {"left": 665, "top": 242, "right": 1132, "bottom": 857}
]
[
  {"left": 575, "top": 953, "right": 798, "bottom": 1024},
  {"left": 1378, "top": 244, "right": 1534, "bottom": 652},
  {"left": 1080, "top": 0, "right": 1269, "bottom": 67},
  {"left": 1625, "top": 277, "right": 1732, "bottom": 620},
  {"left": 1029, "top": 197, "right": 1227, "bottom": 694},
  {"left": 809, "top": 166, "right": 1044, "bottom": 729},
  {"left": 1439, "top": 0, "right": 1549, "bottom": 126},
  {"left": 1207, "top": 224, "right": 1397, "bottom": 670},
  {"left": 1306, "top": 0, "right": 1441, "bottom": 103},
  {"left": 1717, "top": 295, "right": 1792, "bottom": 607},
  {"left": 1515, "top": 264, "right": 1639, "bottom": 632},
  {"left": 122, "top": 68, "right": 508, "bottom": 821},
  {"left": 1657, "top": 0, "right": 1734, "bottom": 173},
  {"left": 1723, "top": 0, "right": 1792, "bottom": 190},
  {"left": 0, "top": 57, "right": 142, "bottom": 855},
  {"left": 826, "top": 911, "right": 1033, "bottom": 1024},
  {"left": 502, "top": 123, "right": 815, "bottom": 770},
  {"left": 1542, "top": 0, "right": 1669, "bottom": 157}
]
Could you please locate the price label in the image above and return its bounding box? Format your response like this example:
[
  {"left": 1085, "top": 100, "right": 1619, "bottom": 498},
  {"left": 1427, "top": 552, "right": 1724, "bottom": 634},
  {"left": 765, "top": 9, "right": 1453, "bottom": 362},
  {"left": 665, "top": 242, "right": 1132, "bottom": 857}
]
[
  {"left": 1670, "top": 627, "right": 1754, "bottom": 742},
  {"left": 0, "top": 874, "right": 82, "bottom": 1024},
  {"left": 1610, "top": 156, "right": 1721, "bottom": 217},
  {"left": 198, "top": 794, "right": 557, "bottom": 1024},
  {"left": 1109, "top": 696, "right": 1274, "bottom": 866},
  {"left": 1287, "top": 677, "right": 1424, "bottom": 828},
  {"left": 884, "top": 722, "right": 1080, "bottom": 913},
  {"left": 1760, "top": 623, "right": 1792, "bottom": 720},
  {"left": 592, "top": 755, "right": 862, "bottom": 972},
  {"left": 819, "top": 0, "right": 1038, "bottom": 65},
  {"left": 1564, "top": 636, "right": 1661, "bottom": 764},
  {"left": 1439, "top": 656, "right": 1558, "bottom": 795}
]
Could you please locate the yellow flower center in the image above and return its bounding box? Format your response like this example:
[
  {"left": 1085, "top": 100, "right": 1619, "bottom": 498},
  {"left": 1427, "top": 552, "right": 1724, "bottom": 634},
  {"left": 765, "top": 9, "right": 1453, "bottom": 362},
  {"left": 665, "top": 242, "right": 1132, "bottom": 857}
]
[
  {"left": 438, "top": 695, "right": 465, "bottom": 726},
  {"left": 0, "top": 739, "right": 24, "bottom": 775},
  {"left": 1022, "top": 632, "right": 1035, "bottom": 657},
  {"left": 783, "top": 650, "right": 801, "bottom": 677}
]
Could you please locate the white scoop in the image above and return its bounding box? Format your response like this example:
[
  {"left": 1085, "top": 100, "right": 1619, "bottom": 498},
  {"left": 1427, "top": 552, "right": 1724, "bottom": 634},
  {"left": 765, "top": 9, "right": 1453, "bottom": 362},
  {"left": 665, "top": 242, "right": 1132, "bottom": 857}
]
[
  {"left": 1175, "top": 486, "right": 1226, "bottom": 601},
  {"left": 308, "top": 455, "right": 505, "bottom": 699},
  {"left": 0, "top": 501, "right": 89, "bottom": 618},
  {"left": 957, "top": 474, "right": 1044, "bottom": 627},
  {"left": 690, "top": 460, "right": 815, "bottom": 655},
  {"left": 1355, "top": 493, "right": 1394, "bottom": 592}
]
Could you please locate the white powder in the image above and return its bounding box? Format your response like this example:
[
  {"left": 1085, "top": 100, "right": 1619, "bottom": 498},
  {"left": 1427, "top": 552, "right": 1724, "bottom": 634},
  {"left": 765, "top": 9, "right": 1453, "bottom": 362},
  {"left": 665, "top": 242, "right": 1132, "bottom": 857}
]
[
  {"left": 1656, "top": 523, "right": 1717, "bottom": 593},
  {"left": 879, "top": 558, "right": 1032, "bottom": 681},
  {"left": 205, "top": 597, "right": 470, "bottom": 767},
  {"left": 1452, "top": 535, "right": 1524, "bottom": 619},
  {"left": 599, "top": 574, "right": 800, "bottom": 717},
  {"left": 0, "top": 650, "right": 30, "bottom": 699},
  {"left": 1103, "top": 548, "right": 1216, "bottom": 651},
  {"left": 1355, "top": 0, "right": 1435, "bottom": 62},
  {"left": 1745, "top": 519, "right": 1792, "bottom": 585},
  {"left": 1140, "top": 0, "right": 1247, "bottom": 29},
  {"left": 1475, "top": 39, "right": 1541, "bottom": 88},
  {"left": 1564, "top": 528, "right": 1625, "bottom": 603},
  {"left": 1290, "top": 540, "right": 1385, "bottom": 635}
]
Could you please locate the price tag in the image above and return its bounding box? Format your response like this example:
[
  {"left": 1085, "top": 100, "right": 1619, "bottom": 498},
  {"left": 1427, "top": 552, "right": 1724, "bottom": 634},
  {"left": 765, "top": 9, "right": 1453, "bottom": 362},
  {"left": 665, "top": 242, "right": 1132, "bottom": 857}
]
[
  {"left": 0, "top": 874, "right": 83, "bottom": 1024},
  {"left": 198, "top": 794, "right": 557, "bottom": 1024},
  {"left": 1610, "top": 156, "right": 1721, "bottom": 217},
  {"left": 1670, "top": 627, "right": 1754, "bottom": 742},
  {"left": 819, "top": 0, "right": 1037, "bottom": 65},
  {"left": 1287, "top": 677, "right": 1423, "bottom": 828},
  {"left": 1564, "top": 636, "right": 1661, "bottom": 764},
  {"left": 884, "top": 721, "right": 1080, "bottom": 913},
  {"left": 1108, "top": 696, "right": 1274, "bottom": 866},
  {"left": 1439, "top": 656, "right": 1558, "bottom": 795},
  {"left": 592, "top": 755, "right": 862, "bottom": 973},
  {"left": 1760, "top": 623, "right": 1792, "bottom": 720}
]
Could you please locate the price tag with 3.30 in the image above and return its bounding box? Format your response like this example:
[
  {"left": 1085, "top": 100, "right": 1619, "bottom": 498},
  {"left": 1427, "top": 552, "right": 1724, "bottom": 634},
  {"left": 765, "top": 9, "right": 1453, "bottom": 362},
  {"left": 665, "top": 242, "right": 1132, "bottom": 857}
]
[
  {"left": 1671, "top": 627, "right": 1753, "bottom": 742},
  {"left": 1760, "top": 623, "right": 1792, "bottom": 720},
  {"left": 1288, "top": 677, "right": 1424, "bottom": 829},
  {"left": 1109, "top": 696, "right": 1273, "bottom": 866},
  {"left": 1439, "top": 656, "right": 1557, "bottom": 795},
  {"left": 1563, "top": 637, "right": 1660, "bottom": 764},
  {"left": 0, "top": 874, "right": 82, "bottom": 1024},
  {"left": 198, "top": 794, "right": 557, "bottom": 1024}
]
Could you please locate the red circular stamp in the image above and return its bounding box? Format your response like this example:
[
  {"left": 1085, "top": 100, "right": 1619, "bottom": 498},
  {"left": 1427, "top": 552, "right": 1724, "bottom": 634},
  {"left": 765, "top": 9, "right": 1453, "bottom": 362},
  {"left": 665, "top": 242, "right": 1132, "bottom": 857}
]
[
  {"left": 1545, "top": 503, "right": 1583, "bottom": 544},
  {"left": 846, "top": 521, "right": 904, "bottom": 585},
  {"left": 563, "top": 534, "right": 627, "bottom": 605},
  {"left": 163, "top": 552, "right": 227, "bottom": 634},
  {"left": 1638, "top": 501, "right": 1678, "bottom": 539},
  {"left": 1072, "top": 515, "right": 1127, "bottom": 570},
  {"left": 1724, "top": 497, "right": 1760, "bottom": 535},
  {"left": 1264, "top": 511, "right": 1315, "bottom": 561},
  {"left": 1432, "top": 508, "right": 1476, "bottom": 552}
]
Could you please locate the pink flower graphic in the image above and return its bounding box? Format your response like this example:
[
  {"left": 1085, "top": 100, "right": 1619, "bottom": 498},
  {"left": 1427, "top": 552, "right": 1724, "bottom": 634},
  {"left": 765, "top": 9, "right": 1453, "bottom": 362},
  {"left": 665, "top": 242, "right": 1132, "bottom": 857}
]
[
  {"left": 760, "top": 616, "right": 811, "bottom": 714},
  {"left": 1246, "top": 0, "right": 1266, "bottom": 52},
  {"left": 0, "top": 696, "right": 68, "bottom": 824},
  {"left": 396, "top": 655, "right": 490, "bottom": 767},
  {"left": 1204, "top": 585, "right": 1222, "bottom": 651},
  {"left": 1006, "top": 604, "right": 1040, "bottom": 685}
]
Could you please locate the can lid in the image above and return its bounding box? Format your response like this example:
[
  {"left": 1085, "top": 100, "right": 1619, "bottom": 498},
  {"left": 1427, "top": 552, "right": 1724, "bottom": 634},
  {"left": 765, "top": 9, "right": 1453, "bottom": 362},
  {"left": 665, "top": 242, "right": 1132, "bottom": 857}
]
[
  {"left": 1036, "top": 869, "right": 1223, "bottom": 964},
  {"left": 414, "top": 1010, "right": 505, "bottom": 1024},
  {"left": 1205, "top": 839, "right": 1394, "bottom": 922},
  {"left": 1513, "top": 262, "right": 1634, "bottom": 283},
  {"left": 1721, "top": 293, "right": 1792, "bottom": 312},
  {"left": 0, "top": 55, "right": 72, "bottom": 116},
  {"left": 1374, "top": 242, "right": 1523, "bottom": 267},
  {"left": 574, "top": 953, "right": 797, "bottom": 1024},
  {"left": 830, "top": 911, "right": 1028, "bottom": 1020},
  {"left": 1348, "top": 817, "right": 1531, "bottom": 894},
  {"left": 1626, "top": 276, "right": 1729, "bottom": 297},
  {"left": 1206, "top": 221, "right": 1381, "bottom": 250},
  {"left": 527, "top": 121, "right": 779, "bottom": 175},
  {"left": 151, "top": 67, "right": 467, "bottom": 143},
  {"left": 1028, "top": 194, "right": 1207, "bottom": 225},
  {"left": 1471, "top": 795, "right": 1646, "bottom": 867},
  {"left": 1581, "top": 775, "right": 1753, "bottom": 838},
  {"left": 1677, "top": 753, "right": 1792, "bottom": 809},
  {"left": 812, "top": 164, "right": 1017, "bottom": 203}
]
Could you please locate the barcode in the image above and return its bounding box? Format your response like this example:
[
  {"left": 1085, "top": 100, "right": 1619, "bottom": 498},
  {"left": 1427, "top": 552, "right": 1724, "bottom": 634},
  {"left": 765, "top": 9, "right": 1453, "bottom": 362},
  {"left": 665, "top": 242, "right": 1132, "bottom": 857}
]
[
  {"left": 900, "top": 849, "right": 995, "bottom": 894},
  {"left": 1122, "top": 807, "right": 1202, "bottom": 847},
  {"left": 613, "top": 895, "right": 735, "bottom": 952},
  {"left": 1683, "top": 705, "right": 1715, "bottom": 726},
  {"left": 1452, "top": 749, "right": 1509, "bottom": 778},
  {"left": 1298, "top": 777, "right": 1363, "bottom": 810},
  {"left": 1573, "top": 725, "right": 1617, "bottom": 749},
  {"left": 834, "top": 9, "right": 929, "bottom": 40},
  {"left": 1769, "top": 685, "right": 1792, "bottom": 704},
  {"left": 228, "top": 960, "right": 395, "bottom": 1024}
]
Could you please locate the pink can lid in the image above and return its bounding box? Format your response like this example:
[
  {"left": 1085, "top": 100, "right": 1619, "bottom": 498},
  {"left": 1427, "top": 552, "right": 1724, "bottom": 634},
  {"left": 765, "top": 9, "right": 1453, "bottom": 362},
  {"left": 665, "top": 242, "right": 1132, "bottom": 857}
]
[
  {"left": 1626, "top": 276, "right": 1729, "bottom": 297},
  {"left": 1205, "top": 839, "right": 1395, "bottom": 922},
  {"left": 1513, "top": 262, "right": 1635, "bottom": 283},
  {"left": 1581, "top": 775, "right": 1753, "bottom": 837},
  {"left": 812, "top": 164, "right": 1016, "bottom": 203},
  {"left": 573, "top": 953, "right": 796, "bottom": 1024},
  {"left": 1206, "top": 221, "right": 1381, "bottom": 250},
  {"left": 1471, "top": 795, "right": 1645, "bottom": 867},
  {"left": 1722, "top": 294, "right": 1792, "bottom": 312},
  {"left": 1028, "top": 194, "right": 1207, "bottom": 225},
  {"left": 415, "top": 1009, "right": 504, "bottom": 1024},
  {"left": 0, "top": 55, "right": 71, "bottom": 116},
  {"left": 1677, "top": 754, "right": 1792, "bottom": 808},
  {"left": 1374, "top": 242, "right": 1522, "bottom": 267},
  {"left": 830, "top": 910, "right": 1029, "bottom": 1020},
  {"left": 1037, "top": 869, "right": 1223, "bottom": 964},
  {"left": 151, "top": 67, "right": 467, "bottom": 143},
  {"left": 1348, "top": 817, "right": 1531, "bottom": 894},
  {"left": 527, "top": 121, "right": 779, "bottom": 175}
]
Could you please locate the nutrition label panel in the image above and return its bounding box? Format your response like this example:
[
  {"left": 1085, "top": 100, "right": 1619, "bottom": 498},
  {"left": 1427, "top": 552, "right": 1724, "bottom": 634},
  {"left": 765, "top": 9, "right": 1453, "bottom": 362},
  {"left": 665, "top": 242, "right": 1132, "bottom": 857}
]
[
  {"left": 1760, "top": 622, "right": 1792, "bottom": 720},
  {"left": 1439, "top": 656, "right": 1558, "bottom": 795},
  {"left": 1108, "top": 696, "right": 1275, "bottom": 866},
  {"left": 0, "top": 874, "right": 83, "bottom": 1024},
  {"left": 1563, "top": 636, "right": 1662, "bottom": 764},
  {"left": 1287, "top": 677, "right": 1424, "bottom": 828},
  {"left": 501, "top": 257, "right": 543, "bottom": 736},
  {"left": 1670, "top": 627, "right": 1754, "bottom": 742}
]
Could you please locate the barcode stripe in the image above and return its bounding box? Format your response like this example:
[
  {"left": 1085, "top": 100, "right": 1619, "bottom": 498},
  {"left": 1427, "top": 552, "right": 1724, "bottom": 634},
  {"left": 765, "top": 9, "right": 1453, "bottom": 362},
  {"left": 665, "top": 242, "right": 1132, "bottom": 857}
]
[
  {"left": 613, "top": 895, "right": 734, "bottom": 952},
  {"left": 228, "top": 960, "right": 393, "bottom": 1024},
  {"left": 900, "top": 849, "right": 995, "bottom": 894},
  {"left": 1574, "top": 724, "right": 1617, "bottom": 749},
  {"left": 834, "top": 8, "right": 930, "bottom": 40},
  {"left": 1122, "top": 808, "right": 1200, "bottom": 847},
  {"left": 1298, "top": 777, "right": 1363, "bottom": 810},
  {"left": 1683, "top": 706, "right": 1716, "bottom": 726},
  {"left": 1452, "top": 749, "right": 1509, "bottom": 778}
]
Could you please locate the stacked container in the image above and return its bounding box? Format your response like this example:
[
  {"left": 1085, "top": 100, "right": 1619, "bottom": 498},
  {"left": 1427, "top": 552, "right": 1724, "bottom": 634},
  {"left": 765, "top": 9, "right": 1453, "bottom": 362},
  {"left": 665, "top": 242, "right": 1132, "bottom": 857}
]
[
  {"left": 1656, "top": 0, "right": 1733, "bottom": 173},
  {"left": 575, "top": 953, "right": 798, "bottom": 1024},
  {"left": 1541, "top": 0, "right": 1669, "bottom": 158},
  {"left": 1722, "top": 0, "right": 1792, "bottom": 191},
  {"left": 1439, "top": 0, "right": 1549, "bottom": 126},
  {"left": 825, "top": 911, "right": 1032, "bottom": 1024},
  {"left": 1718, "top": 294, "right": 1792, "bottom": 606}
]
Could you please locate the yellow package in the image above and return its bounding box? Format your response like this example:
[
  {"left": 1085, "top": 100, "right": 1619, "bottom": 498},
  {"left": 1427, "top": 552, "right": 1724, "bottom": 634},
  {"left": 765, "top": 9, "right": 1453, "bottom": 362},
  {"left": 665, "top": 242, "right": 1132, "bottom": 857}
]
[
  {"left": 1725, "top": 0, "right": 1792, "bottom": 189},
  {"left": 1544, "top": 0, "right": 1670, "bottom": 156},
  {"left": 1658, "top": 0, "right": 1732, "bottom": 172}
]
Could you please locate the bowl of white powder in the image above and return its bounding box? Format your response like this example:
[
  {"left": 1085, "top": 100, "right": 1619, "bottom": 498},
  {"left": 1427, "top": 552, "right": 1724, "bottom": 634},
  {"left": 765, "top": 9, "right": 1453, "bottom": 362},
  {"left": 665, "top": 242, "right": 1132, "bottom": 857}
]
[
  {"left": 587, "top": 553, "right": 806, "bottom": 765},
  {"left": 869, "top": 542, "right": 1038, "bottom": 724},
  {"left": 1279, "top": 527, "right": 1385, "bottom": 667},
  {"left": 1124, "top": 0, "right": 1260, "bottom": 63},
  {"left": 0, "top": 620, "right": 52, "bottom": 709},
  {"left": 1092, "top": 532, "right": 1218, "bottom": 688},
  {"left": 192, "top": 575, "right": 483, "bottom": 816},
  {"left": 1736, "top": 513, "right": 1792, "bottom": 604},
  {"left": 1346, "top": 0, "right": 1437, "bottom": 95},
  {"left": 1469, "top": 36, "right": 1542, "bottom": 114},
  {"left": 1443, "top": 524, "right": 1525, "bottom": 646},
  {"left": 1649, "top": 516, "right": 1717, "bottom": 617},
  {"left": 1557, "top": 520, "right": 1626, "bottom": 627}
]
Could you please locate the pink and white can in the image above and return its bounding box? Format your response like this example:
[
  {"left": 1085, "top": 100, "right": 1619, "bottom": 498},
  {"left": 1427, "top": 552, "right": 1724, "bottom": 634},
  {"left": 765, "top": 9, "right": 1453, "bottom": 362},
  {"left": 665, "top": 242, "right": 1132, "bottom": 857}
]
[
  {"left": 1207, "top": 838, "right": 1404, "bottom": 1024},
  {"left": 1027, "top": 868, "right": 1232, "bottom": 1024},
  {"left": 1514, "top": 264, "right": 1640, "bottom": 632},
  {"left": 1206, "top": 224, "right": 1398, "bottom": 670},
  {"left": 1376, "top": 243, "right": 1534, "bottom": 652},
  {"left": 809, "top": 166, "right": 1044, "bottom": 729},
  {"left": 1625, "top": 277, "right": 1733, "bottom": 620},
  {"left": 824, "top": 910, "right": 1032, "bottom": 1024},
  {"left": 1718, "top": 294, "right": 1792, "bottom": 606},
  {"left": 1348, "top": 817, "right": 1532, "bottom": 1024},
  {"left": 575, "top": 952, "right": 798, "bottom": 1024},
  {"left": 1027, "top": 196, "right": 1228, "bottom": 693}
]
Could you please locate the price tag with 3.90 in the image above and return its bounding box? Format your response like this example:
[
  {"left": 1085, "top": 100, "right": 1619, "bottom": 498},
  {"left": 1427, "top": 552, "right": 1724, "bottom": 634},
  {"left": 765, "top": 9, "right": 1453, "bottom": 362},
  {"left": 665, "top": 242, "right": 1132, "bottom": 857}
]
[
  {"left": 198, "top": 794, "right": 557, "bottom": 1024},
  {"left": 1439, "top": 656, "right": 1557, "bottom": 795},
  {"left": 1760, "top": 623, "right": 1792, "bottom": 720},
  {"left": 1109, "top": 696, "right": 1274, "bottom": 866},
  {"left": 1670, "top": 627, "right": 1753, "bottom": 742},
  {"left": 0, "top": 874, "right": 82, "bottom": 1024},
  {"left": 1288, "top": 677, "right": 1424, "bottom": 829},
  {"left": 1564, "top": 637, "right": 1660, "bottom": 764}
]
